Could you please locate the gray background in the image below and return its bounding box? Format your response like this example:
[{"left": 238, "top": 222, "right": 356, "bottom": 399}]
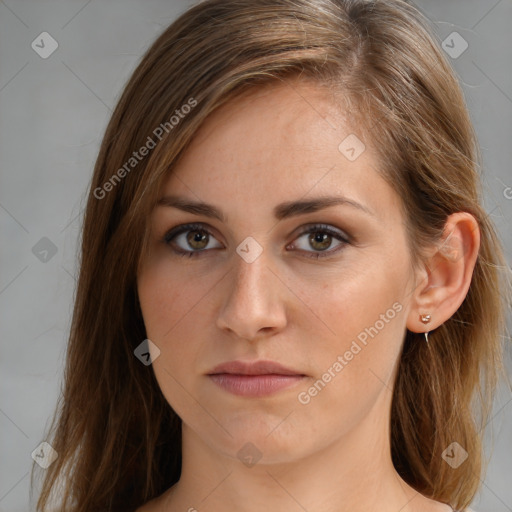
[{"left": 0, "top": 1, "right": 511, "bottom": 511}]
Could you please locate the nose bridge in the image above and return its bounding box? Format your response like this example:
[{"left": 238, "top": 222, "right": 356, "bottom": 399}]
[
  {"left": 232, "top": 249, "right": 269, "bottom": 301},
  {"left": 216, "top": 246, "right": 286, "bottom": 339}
]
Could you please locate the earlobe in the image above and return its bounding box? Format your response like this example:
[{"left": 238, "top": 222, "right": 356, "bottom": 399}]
[{"left": 406, "top": 212, "right": 480, "bottom": 335}]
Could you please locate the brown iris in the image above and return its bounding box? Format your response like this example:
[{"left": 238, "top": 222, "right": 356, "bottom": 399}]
[
  {"left": 309, "top": 231, "right": 332, "bottom": 251},
  {"left": 187, "top": 230, "right": 209, "bottom": 250}
]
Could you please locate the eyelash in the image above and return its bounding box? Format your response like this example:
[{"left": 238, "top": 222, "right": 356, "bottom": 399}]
[{"left": 162, "top": 222, "right": 351, "bottom": 260}]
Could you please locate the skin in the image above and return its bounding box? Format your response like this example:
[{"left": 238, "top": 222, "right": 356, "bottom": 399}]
[{"left": 136, "top": 79, "right": 480, "bottom": 512}]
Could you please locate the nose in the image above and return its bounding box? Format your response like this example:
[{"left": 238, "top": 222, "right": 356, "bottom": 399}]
[{"left": 215, "top": 250, "right": 288, "bottom": 341}]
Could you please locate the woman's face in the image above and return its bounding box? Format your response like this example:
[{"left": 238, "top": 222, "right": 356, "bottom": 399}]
[{"left": 137, "top": 80, "right": 420, "bottom": 464}]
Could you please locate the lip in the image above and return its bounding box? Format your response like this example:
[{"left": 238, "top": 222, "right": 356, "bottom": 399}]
[
  {"left": 207, "top": 360, "right": 306, "bottom": 398},
  {"left": 208, "top": 360, "right": 303, "bottom": 376}
]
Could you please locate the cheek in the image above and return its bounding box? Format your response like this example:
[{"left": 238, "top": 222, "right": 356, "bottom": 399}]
[
  {"left": 302, "top": 262, "right": 406, "bottom": 397},
  {"left": 137, "top": 257, "right": 221, "bottom": 402},
  {"left": 306, "top": 261, "right": 403, "bottom": 343},
  {"left": 137, "top": 257, "right": 213, "bottom": 341},
  {"left": 137, "top": 262, "right": 210, "bottom": 419}
]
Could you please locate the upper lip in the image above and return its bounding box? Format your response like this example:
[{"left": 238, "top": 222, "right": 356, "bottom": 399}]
[{"left": 208, "top": 360, "right": 304, "bottom": 376}]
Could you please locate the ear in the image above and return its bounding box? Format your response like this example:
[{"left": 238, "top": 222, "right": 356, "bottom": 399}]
[{"left": 406, "top": 212, "right": 481, "bottom": 334}]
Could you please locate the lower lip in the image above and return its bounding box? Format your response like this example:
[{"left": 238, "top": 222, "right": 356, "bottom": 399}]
[{"left": 208, "top": 373, "right": 305, "bottom": 397}]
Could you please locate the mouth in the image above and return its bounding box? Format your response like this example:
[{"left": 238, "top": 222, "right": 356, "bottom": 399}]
[
  {"left": 207, "top": 373, "right": 306, "bottom": 397},
  {"left": 206, "top": 360, "right": 306, "bottom": 397}
]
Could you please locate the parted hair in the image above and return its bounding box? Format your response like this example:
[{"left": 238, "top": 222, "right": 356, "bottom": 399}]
[{"left": 32, "top": 0, "right": 511, "bottom": 511}]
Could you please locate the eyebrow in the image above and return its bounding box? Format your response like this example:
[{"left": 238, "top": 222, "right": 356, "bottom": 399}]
[{"left": 156, "top": 194, "right": 374, "bottom": 221}]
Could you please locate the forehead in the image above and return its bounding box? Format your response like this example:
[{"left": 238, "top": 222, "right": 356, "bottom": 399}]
[
  {"left": 158, "top": 80, "right": 400, "bottom": 225},
  {"left": 182, "top": 80, "right": 349, "bottom": 172}
]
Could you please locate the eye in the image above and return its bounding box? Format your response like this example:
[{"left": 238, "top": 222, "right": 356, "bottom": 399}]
[
  {"left": 162, "top": 222, "right": 350, "bottom": 259},
  {"left": 287, "top": 223, "right": 350, "bottom": 259},
  {"left": 162, "top": 222, "right": 223, "bottom": 258}
]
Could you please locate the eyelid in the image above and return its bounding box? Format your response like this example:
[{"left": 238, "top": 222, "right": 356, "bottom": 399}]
[
  {"left": 163, "top": 222, "right": 221, "bottom": 244},
  {"left": 293, "top": 223, "right": 351, "bottom": 243}
]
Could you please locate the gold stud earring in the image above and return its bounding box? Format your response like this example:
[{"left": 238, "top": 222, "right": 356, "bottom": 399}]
[{"left": 419, "top": 314, "right": 431, "bottom": 343}]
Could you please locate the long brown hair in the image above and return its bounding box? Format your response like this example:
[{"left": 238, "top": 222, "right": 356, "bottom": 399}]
[{"left": 32, "top": 0, "right": 511, "bottom": 510}]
